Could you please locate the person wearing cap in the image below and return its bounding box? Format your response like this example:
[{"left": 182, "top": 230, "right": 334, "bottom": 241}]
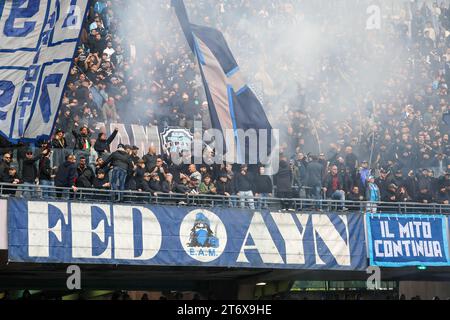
[
  {"left": 383, "top": 183, "right": 398, "bottom": 202},
  {"left": 136, "top": 172, "right": 152, "bottom": 193},
  {"left": 199, "top": 174, "right": 217, "bottom": 195},
  {"left": 134, "top": 159, "right": 146, "bottom": 188},
  {"left": 185, "top": 173, "right": 200, "bottom": 195},
  {"left": 375, "top": 169, "right": 390, "bottom": 202},
  {"left": 51, "top": 128, "right": 68, "bottom": 169},
  {"left": 366, "top": 175, "right": 380, "bottom": 213},
  {"left": 52, "top": 129, "right": 67, "bottom": 149},
  {"left": 94, "top": 128, "right": 118, "bottom": 158}
]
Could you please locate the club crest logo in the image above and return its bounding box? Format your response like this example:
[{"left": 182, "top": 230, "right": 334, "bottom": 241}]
[{"left": 180, "top": 209, "right": 227, "bottom": 262}]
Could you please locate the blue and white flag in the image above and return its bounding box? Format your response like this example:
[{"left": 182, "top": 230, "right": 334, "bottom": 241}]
[
  {"left": 172, "top": 0, "right": 274, "bottom": 164},
  {"left": 366, "top": 214, "right": 450, "bottom": 267},
  {"left": 8, "top": 199, "right": 367, "bottom": 271},
  {"left": 0, "top": 0, "right": 88, "bottom": 142}
]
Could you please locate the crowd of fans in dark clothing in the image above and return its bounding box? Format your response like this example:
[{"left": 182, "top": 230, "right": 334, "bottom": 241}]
[{"left": 0, "top": 0, "right": 448, "bottom": 208}]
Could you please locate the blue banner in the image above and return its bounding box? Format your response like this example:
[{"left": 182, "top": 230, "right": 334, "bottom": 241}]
[
  {"left": 8, "top": 199, "right": 367, "bottom": 271},
  {"left": 0, "top": 0, "right": 89, "bottom": 142},
  {"left": 366, "top": 214, "right": 450, "bottom": 267}
]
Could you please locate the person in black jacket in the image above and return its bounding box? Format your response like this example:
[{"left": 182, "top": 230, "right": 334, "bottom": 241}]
[
  {"left": 417, "top": 187, "right": 433, "bottom": 204},
  {"left": 136, "top": 172, "right": 152, "bottom": 193},
  {"left": 161, "top": 172, "right": 183, "bottom": 194},
  {"left": 54, "top": 154, "right": 78, "bottom": 199},
  {"left": 51, "top": 129, "right": 68, "bottom": 168},
  {"left": 143, "top": 146, "right": 158, "bottom": 173},
  {"left": 216, "top": 172, "right": 234, "bottom": 196},
  {"left": 21, "top": 149, "right": 42, "bottom": 198},
  {"left": 149, "top": 173, "right": 163, "bottom": 195},
  {"left": 76, "top": 157, "right": 95, "bottom": 189},
  {"left": 306, "top": 155, "right": 324, "bottom": 209},
  {"left": 216, "top": 172, "right": 234, "bottom": 207},
  {"left": 92, "top": 169, "right": 111, "bottom": 201},
  {"left": 3, "top": 167, "right": 21, "bottom": 196},
  {"left": 254, "top": 166, "right": 273, "bottom": 209},
  {"left": 274, "top": 158, "right": 292, "bottom": 209},
  {"left": 134, "top": 159, "right": 147, "bottom": 189},
  {"left": 437, "top": 185, "right": 449, "bottom": 205},
  {"left": 347, "top": 186, "right": 364, "bottom": 211},
  {"left": 94, "top": 128, "right": 118, "bottom": 158},
  {"left": 0, "top": 153, "right": 13, "bottom": 182},
  {"left": 102, "top": 144, "right": 133, "bottom": 192},
  {"left": 234, "top": 165, "right": 255, "bottom": 209},
  {"left": 72, "top": 125, "right": 92, "bottom": 159},
  {"left": 38, "top": 149, "right": 54, "bottom": 199}
]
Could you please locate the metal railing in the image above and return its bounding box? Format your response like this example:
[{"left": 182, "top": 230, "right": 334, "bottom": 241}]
[{"left": 0, "top": 183, "right": 448, "bottom": 214}]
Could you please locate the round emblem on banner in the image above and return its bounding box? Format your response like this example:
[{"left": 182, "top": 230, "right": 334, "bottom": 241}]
[{"left": 180, "top": 209, "right": 227, "bottom": 262}]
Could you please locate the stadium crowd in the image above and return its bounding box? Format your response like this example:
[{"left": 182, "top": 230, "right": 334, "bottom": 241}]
[{"left": 0, "top": 0, "right": 449, "bottom": 207}]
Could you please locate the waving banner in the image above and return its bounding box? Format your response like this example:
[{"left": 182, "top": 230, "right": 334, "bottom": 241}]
[
  {"left": 172, "top": 0, "right": 274, "bottom": 164},
  {"left": 8, "top": 199, "right": 367, "bottom": 271},
  {"left": 0, "top": 0, "right": 88, "bottom": 142},
  {"left": 366, "top": 214, "right": 450, "bottom": 267}
]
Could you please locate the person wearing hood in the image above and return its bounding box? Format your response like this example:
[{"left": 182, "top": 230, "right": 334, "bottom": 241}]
[
  {"left": 94, "top": 128, "right": 118, "bottom": 158},
  {"left": 274, "top": 157, "right": 292, "bottom": 198},
  {"left": 382, "top": 183, "right": 398, "bottom": 202},
  {"left": 54, "top": 154, "right": 78, "bottom": 198}
]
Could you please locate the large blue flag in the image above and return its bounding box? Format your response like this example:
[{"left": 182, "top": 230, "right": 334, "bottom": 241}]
[
  {"left": 0, "top": 0, "right": 89, "bottom": 143},
  {"left": 172, "top": 0, "right": 274, "bottom": 164}
]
